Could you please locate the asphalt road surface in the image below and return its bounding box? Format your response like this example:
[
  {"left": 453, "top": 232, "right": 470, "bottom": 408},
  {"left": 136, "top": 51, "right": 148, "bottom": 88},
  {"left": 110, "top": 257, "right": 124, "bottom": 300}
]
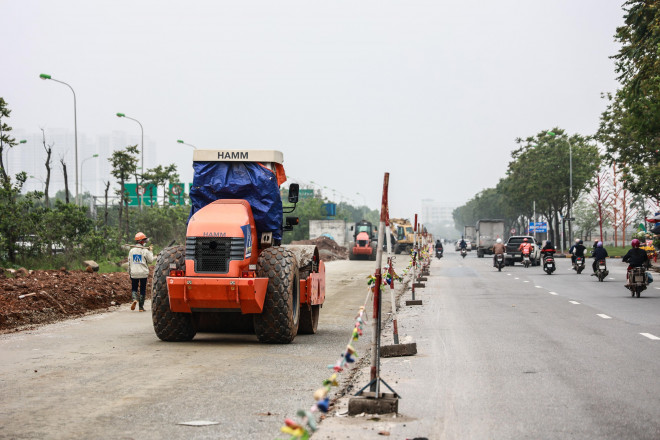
[
  {"left": 3, "top": 250, "right": 660, "bottom": 440},
  {"left": 318, "top": 249, "right": 660, "bottom": 439},
  {"left": 0, "top": 259, "right": 384, "bottom": 440}
]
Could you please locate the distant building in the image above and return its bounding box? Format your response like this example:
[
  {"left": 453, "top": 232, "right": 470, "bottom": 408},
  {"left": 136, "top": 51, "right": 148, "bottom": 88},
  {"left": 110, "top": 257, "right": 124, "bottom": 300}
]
[
  {"left": 421, "top": 198, "right": 454, "bottom": 225},
  {"left": 10, "top": 128, "right": 157, "bottom": 199}
]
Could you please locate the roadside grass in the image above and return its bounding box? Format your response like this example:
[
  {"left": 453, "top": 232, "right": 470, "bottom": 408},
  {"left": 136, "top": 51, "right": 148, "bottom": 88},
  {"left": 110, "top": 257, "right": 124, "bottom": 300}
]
[{"left": 4, "top": 254, "right": 126, "bottom": 273}]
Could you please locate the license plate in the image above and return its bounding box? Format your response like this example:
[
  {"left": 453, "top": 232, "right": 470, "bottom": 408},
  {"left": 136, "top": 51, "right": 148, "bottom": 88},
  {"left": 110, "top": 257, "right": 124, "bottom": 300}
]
[
  {"left": 599, "top": 265, "right": 606, "bottom": 270},
  {"left": 547, "top": 264, "right": 554, "bottom": 268}
]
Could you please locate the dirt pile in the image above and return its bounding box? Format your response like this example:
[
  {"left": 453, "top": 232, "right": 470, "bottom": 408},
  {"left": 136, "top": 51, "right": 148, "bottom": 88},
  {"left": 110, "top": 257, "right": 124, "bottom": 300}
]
[
  {"left": 0, "top": 269, "right": 146, "bottom": 332},
  {"left": 290, "top": 236, "right": 348, "bottom": 261}
]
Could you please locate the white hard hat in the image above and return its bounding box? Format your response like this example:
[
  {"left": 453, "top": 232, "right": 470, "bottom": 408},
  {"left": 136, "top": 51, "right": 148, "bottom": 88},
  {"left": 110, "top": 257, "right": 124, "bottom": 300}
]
[{"left": 496, "top": 238, "right": 502, "bottom": 243}]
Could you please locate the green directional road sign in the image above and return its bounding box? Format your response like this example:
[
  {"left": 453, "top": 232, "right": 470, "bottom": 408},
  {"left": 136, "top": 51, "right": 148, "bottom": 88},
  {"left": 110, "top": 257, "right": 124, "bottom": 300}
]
[
  {"left": 299, "top": 189, "right": 314, "bottom": 199},
  {"left": 169, "top": 183, "right": 185, "bottom": 205},
  {"left": 123, "top": 183, "right": 157, "bottom": 206}
]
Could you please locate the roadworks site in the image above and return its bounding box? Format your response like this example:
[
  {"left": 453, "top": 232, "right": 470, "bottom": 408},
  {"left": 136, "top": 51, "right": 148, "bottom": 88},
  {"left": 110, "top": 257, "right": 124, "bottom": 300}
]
[{"left": 0, "top": 236, "right": 347, "bottom": 333}]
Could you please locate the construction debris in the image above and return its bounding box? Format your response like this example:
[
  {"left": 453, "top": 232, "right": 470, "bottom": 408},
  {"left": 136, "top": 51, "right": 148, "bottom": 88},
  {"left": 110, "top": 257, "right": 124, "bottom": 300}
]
[{"left": 290, "top": 236, "right": 348, "bottom": 261}]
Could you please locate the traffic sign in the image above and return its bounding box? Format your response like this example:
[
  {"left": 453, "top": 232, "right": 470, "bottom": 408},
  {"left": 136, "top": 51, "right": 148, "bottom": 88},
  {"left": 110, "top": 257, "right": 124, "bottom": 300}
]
[
  {"left": 510, "top": 228, "right": 516, "bottom": 234},
  {"left": 123, "top": 183, "right": 157, "bottom": 206},
  {"left": 299, "top": 189, "right": 314, "bottom": 199},
  {"left": 169, "top": 183, "right": 185, "bottom": 205},
  {"left": 529, "top": 222, "right": 548, "bottom": 233}
]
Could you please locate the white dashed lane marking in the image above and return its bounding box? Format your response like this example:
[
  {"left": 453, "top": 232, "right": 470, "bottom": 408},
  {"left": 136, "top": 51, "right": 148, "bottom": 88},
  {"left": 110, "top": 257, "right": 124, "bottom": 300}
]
[
  {"left": 535, "top": 285, "right": 542, "bottom": 288},
  {"left": 640, "top": 333, "right": 660, "bottom": 341},
  {"left": 514, "top": 277, "right": 519, "bottom": 280},
  {"left": 569, "top": 301, "right": 580, "bottom": 305},
  {"left": 549, "top": 292, "right": 558, "bottom": 295},
  {"left": 523, "top": 280, "right": 530, "bottom": 283},
  {"left": 597, "top": 314, "right": 612, "bottom": 319}
]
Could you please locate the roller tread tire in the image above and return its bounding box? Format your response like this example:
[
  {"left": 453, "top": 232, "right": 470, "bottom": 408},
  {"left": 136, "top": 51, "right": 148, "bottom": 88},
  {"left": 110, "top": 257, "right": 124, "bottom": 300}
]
[
  {"left": 253, "top": 247, "right": 300, "bottom": 343},
  {"left": 152, "top": 245, "right": 197, "bottom": 342},
  {"left": 298, "top": 304, "right": 320, "bottom": 334}
]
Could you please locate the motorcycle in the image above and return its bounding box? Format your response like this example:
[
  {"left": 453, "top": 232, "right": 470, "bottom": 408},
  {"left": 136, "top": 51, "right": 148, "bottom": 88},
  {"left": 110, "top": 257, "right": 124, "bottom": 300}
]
[
  {"left": 595, "top": 259, "right": 609, "bottom": 282},
  {"left": 542, "top": 253, "right": 556, "bottom": 275},
  {"left": 522, "top": 252, "right": 531, "bottom": 268},
  {"left": 460, "top": 248, "right": 467, "bottom": 258},
  {"left": 574, "top": 256, "right": 585, "bottom": 274},
  {"left": 435, "top": 248, "right": 443, "bottom": 259},
  {"left": 626, "top": 266, "right": 648, "bottom": 298},
  {"left": 495, "top": 253, "right": 505, "bottom": 272}
]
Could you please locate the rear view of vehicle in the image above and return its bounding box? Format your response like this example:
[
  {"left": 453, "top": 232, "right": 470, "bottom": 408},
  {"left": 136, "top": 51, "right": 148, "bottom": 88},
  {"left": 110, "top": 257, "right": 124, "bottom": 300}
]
[
  {"left": 626, "top": 267, "right": 648, "bottom": 297},
  {"left": 151, "top": 150, "right": 325, "bottom": 343},
  {"left": 595, "top": 259, "right": 608, "bottom": 281}
]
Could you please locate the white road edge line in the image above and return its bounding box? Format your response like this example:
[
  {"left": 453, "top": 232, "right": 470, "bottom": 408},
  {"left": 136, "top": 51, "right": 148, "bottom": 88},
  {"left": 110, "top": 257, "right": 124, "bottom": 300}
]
[
  {"left": 597, "top": 314, "right": 612, "bottom": 319},
  {"left": 640, "top": 333, "right": 660, "bottom": 340},
  {"left": 549, "top": 291, "right": 558, "bottom": 295},
  {"left": 569, "top": 301, "right": 580, "bottom": 305}
]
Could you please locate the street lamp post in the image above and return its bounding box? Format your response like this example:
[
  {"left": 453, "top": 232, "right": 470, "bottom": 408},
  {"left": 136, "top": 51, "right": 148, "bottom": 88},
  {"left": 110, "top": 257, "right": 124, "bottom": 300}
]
[
  {"left": 116, "top": 113, "right": 144, "bottom": 210},
  {"left": 3, "top": 139, "right": 26, "bottom": 176},
  {"left": 40, "top": 73, "right": 79, "bottom": 205},
  {"left": 548, "top": 131, "right": 573, "bottom": 248},
  {"left": 177, "top": 139, "right": 197, "bottom": 149},
  {"left": 80, "top": 154, "right": 99, "bottom": 199}
]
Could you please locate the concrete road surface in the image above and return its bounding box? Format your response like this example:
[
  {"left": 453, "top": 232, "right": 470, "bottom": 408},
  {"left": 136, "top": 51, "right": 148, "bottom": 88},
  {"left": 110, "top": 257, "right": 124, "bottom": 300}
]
[
  {"left": 317, "top": 251, "right": 660, "bottom": 439},
  {"left": 0, "top": 259, "right": 384, "bottom": 440}
]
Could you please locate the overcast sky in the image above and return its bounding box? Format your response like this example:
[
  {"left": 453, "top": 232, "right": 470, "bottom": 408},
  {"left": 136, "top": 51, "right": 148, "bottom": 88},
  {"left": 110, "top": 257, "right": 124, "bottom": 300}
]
[{"left": 1, "top": 0, "right": 625, "bottom": 218}]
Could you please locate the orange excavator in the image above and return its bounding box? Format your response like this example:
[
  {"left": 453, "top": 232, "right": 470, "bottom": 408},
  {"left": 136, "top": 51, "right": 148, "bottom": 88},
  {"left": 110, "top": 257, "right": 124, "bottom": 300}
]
[
  {"left": 348, "top": 220, "right": 377, "bottom": 260},
  {"left": 151, "top": 150, "right": 325, "bottom": 343}
]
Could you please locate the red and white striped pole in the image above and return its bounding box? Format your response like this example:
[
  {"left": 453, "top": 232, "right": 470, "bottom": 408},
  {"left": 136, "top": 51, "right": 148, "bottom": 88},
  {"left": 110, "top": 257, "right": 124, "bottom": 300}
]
[{"left": 369, "top": 172, "right": 389, "bottom": 394}]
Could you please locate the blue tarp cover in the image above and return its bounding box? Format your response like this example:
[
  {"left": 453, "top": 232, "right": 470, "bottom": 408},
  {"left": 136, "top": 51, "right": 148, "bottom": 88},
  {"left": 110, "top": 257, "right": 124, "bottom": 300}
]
[{"left": 189, "top": 162, "right": 283, "bottom": 240}]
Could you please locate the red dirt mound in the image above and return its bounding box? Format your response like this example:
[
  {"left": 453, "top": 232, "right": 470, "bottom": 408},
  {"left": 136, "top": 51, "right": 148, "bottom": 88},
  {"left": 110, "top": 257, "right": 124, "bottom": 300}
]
[
  {"left": 0, "top": 269, "right": 148, "bottom": 333},
  {"left": 290, "top": 236, "right": 348, "bottom": 261}
]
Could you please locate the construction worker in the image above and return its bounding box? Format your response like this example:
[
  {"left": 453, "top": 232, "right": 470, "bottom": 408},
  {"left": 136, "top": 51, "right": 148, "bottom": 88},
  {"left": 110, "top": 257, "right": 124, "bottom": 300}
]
[{"left": 128, "top": 232, "right": 154, "bottom": 312}]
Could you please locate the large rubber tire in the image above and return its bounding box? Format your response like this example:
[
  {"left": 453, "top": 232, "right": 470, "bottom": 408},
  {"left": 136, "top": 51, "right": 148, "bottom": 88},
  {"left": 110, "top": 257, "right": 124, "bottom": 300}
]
[
  {"left": 152, "top": 245, "right": 197, "bottom": 342},
  {"left": 348, "top": 242, "right": 355, "bottom": 260},
  {"left": 577, "top": 267, "right": 583, "bottom": 274},
  {"left": 369, "top": 243, "right": 377, "bottom": 261},
  {"left": 253, "top": 247, "right": 300, "bottom": 343},
  {"left": 298, "top": 304, "right": 320, "bottom": 334}
]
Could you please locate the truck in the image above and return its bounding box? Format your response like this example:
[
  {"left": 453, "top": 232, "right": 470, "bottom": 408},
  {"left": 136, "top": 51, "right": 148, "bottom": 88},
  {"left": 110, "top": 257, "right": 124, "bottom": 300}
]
[
  {"left": 463, "top": 225, "right": 476, "bottom": 250},
  {"left": 505, "top": 235, "right": 541, "bottom": 266},
  {"left": 348, "top": 220, "right": 377, "bottom": 260},
  {"left": 390, "top": 218, "right": 415, "bottom": 254},
  {"left": 475, "top": 219, "right": 505, "bottom": 258},
  {"left": 151, "top": 149, "right": 325, "bottom": 343}
]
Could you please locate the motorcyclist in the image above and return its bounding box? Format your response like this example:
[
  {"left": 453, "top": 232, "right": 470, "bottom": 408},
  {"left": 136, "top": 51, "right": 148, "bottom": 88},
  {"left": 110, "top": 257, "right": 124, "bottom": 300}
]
[
  {"left": 571, "top": 239, "right": 587, "bottom": 269},
  {"left": 540, "top": 240, "right": 556, "bottom": 257},
  {"left": 459, "top": 237, "right": 467, "bottom": 250},
  {"left": 435, "top": 239, "right": 443, "bottom": 257},
  {"left": 591, "top": 241, "right": 609, "bottom": 275},
  {"left": 622, "top": 239, "right": 648, "bottom": 268},
  {"left": 492, "top": 238, "right": 506, "bottom": 267},
  {"left": 518, "top": 238, "right": 532, "bottom": 257}
]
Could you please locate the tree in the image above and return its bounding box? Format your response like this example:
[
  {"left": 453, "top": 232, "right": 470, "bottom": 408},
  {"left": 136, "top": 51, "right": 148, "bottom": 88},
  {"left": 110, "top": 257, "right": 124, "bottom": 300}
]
[
  {"left": 597, "top": 1, "right": 660, "bottom": 199},
  {"left": 59, "top": 156, "right": 70, "bottom": 204},
  {"left": 0, "top": 173, "right": 41, "bottom": 263},
  {"left": 0, "top": 97, "right": 18, "bottom": 184},
  {"left": 109, "top": 145, "right": 139, "bottom": 243},
  {"left": 142, "top": 164, "right": 179, "bottom": 206},
  {"left": 504, "top": 129, "right": 600, "bottom": 250},
  {"left": 40, "top": 128, "right": 53, "bottom": 208}
]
